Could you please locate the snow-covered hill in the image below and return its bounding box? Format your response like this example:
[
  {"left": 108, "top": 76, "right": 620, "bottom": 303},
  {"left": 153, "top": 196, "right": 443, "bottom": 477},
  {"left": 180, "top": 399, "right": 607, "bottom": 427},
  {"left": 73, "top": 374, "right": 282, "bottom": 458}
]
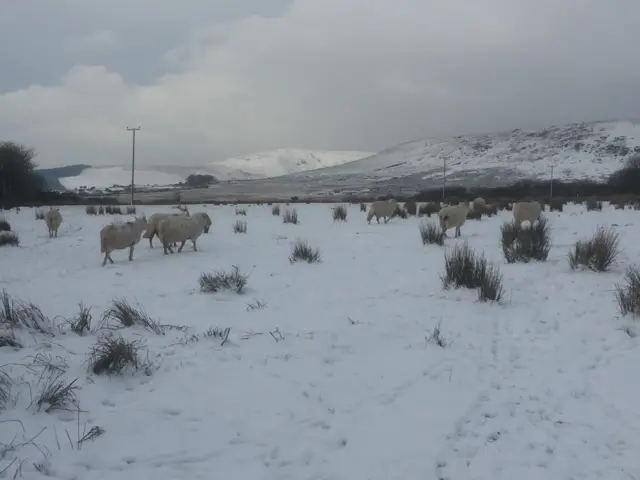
[
  {"left": 286, "top": 120, "right": 640, "bottom": 184},
  {"left": 57, "top": 149, "right": 372, "bottom": 190},
  {"left": 214, "top": 148, "right": 373, "bottom": 178}
]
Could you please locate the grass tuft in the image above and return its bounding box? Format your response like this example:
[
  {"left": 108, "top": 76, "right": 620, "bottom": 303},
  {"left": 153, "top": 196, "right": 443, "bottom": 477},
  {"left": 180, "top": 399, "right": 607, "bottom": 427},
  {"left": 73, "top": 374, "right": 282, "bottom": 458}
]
[
  {"left": 0, "top": 231, "right": 19, "bottom": 246},
  {"left": 35, "top": 371, "right": 79, "bottom": 413},
  {"left": 360, "top": 203, "right": 367, "bottom": 212},
  {"left": 89, "top": 334, "right": 144, "bottom": 375},
  {"left": 85, "top": 205, "right": 97, "bottom": 215},
  {"left": 568, "top": 226, "right": 620, "bottom": 272},
  {"left": 500, "top": 217, "right": 551, "bottom": 263},
  {"left": 290, "top": 239, "right": 321, "bottom": 264},
  {"left": 69, "top": 302, "right": 92, "bottom": 336},
  {"left": 419, "top": 221, "right": 445, "bottom": 246},
  {"left": 100, "top": 298, "right": 164, "bottom": 335},
  {"left": 426, "top": 323, "right": 449, "bottom": 347},
  {"left": 615, "top": 265, "right": 640, "bottom": 316},
  {"left": 283, "top": 208, "right": 298, "bottom": 224},
  {"left": 0, "top": 218, "right": 10, "bottom": 231},
  {"left": 233, "top": 219, "right": 247, "bottom": 234},
  {"left": 272, "top": 205, "right": 281, "bottom": 216},
  {"left": 332, "top": 205, "right": 348, "bottom": 221},
  {"left": 235, "top": 207, "right": 247, "bottom": 216},
  {"left": 441, "top": 242, "right": 503, "bottom": 302},
  {"left": 199, "top": 266, "right": 248, "bottom": 294},
  {"left": 0, "top": 369, "right": 10, "bottom": 412},
  {"left": 0, "top": 291, "right": 52, "bottom": 334}
]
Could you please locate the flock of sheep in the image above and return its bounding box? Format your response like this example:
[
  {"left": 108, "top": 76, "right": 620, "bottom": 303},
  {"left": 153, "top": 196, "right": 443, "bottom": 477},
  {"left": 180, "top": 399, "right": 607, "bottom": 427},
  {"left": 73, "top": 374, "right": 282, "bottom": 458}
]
[
  {"left": 366, "top": 197, "right": 542, "bottom": 235},
  {"left": 33, "top": 198, "right": 542, "bottom": 267},
  {"left": 37, "top": 205, "right": 213, "bottom": 266}
]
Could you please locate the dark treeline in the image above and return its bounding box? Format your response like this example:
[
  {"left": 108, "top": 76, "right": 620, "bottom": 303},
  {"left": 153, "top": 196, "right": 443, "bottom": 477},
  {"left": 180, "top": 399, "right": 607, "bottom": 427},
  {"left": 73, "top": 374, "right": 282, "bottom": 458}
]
[{"left": 3, "top": 140, "right": 640, "bottom": 207}]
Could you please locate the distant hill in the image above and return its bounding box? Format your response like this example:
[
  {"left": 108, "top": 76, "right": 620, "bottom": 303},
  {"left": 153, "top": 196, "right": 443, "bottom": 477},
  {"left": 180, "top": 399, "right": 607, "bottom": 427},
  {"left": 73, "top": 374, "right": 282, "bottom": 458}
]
[
  {"left": 36, "top": 164, "right": 91, "bottom": 191},
  {"left": 35, "top": 149, "right": 372, "bottom": 190},
  {"left": 280, "top": 120, "right": 640, "bottom": 189}
]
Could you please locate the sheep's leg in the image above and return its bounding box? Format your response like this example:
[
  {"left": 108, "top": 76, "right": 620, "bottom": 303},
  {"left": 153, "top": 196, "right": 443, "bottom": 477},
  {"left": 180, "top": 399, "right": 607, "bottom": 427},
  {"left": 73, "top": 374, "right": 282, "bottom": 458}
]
[
  {"left": 384, "top": 215, "right": 390, "bottom": 224},
  {"left": 192, "top": 239, "right": 197, "bottom": 252},
  {"left": 376, "top": 215, "right": 380, "bottom": 224},
  {"left": 149, "top": 235, "right": 154, "bottom": 248},
  {"left": 102, "top": 252, "right": 108, "bottom": 266},
  {"left": 456, "top": 226, "right": 461, "bottom": 237},
  {"left": 177, "top": 240, "right": 186, "bottom": 253},
  {"left": 128, "top": 245, "right": 134, "bottom": 261}
]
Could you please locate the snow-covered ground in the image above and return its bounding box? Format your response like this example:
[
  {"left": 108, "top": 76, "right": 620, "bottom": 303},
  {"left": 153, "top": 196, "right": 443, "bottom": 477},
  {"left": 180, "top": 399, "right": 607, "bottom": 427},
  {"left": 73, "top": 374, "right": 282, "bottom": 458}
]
[{"left": 1, "top": 203, "right": 640, "bottom": 479}]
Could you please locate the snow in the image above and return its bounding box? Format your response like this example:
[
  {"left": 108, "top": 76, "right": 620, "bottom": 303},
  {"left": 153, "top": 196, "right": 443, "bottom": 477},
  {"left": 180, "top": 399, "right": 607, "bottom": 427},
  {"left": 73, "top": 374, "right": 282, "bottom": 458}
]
[
  {"left": 1, "top": 203, "right": 640, "bottom": 479},
  {"left": 291, "top": 120, "right": 640, "bottom": 183},
  {"left": 215, "top": 148, "right": 373, "bottom": 179},
  {"left": 57, "top": 150, "right": 373, "bottom": 190},
  {"left": 59, "top": 167, "right": 185, "bottom": 190}
]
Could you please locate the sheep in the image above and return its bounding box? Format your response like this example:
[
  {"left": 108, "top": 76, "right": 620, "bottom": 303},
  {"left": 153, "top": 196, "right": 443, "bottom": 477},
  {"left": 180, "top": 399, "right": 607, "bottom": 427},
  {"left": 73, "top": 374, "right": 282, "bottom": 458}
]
[
  {"left": 143, "top": 211, "right": 190, "bottom": 247},
  {"left": 100, "top": 216, "right": 148, "bottom": 266},
  {"left": 191, "top": 212, "right": 213, "bottom": 233},
  {"left": 157, "top": 214, "right": 209, "bottom": 255},
  {"left": 471, "top": 197, "right": 486, "bottom": 213},
  {"left": 513, "top": 201, "right": 543, "bottom": 227},
  {"left": 438, "top": 202, "right": 471, "bottom": 237},
  {"left": 366, "top": 199, "right": 398, "bottom": 224},
  {"left": 44, "top": 208, "right": 63, "bottom": 237}
]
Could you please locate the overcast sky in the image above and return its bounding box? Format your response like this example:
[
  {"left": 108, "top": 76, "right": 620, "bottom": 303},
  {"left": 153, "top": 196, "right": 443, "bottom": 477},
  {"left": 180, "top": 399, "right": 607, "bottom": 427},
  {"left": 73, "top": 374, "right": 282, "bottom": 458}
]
[{"left": 1, "top": 0, "right": 639, "bottom": 168}]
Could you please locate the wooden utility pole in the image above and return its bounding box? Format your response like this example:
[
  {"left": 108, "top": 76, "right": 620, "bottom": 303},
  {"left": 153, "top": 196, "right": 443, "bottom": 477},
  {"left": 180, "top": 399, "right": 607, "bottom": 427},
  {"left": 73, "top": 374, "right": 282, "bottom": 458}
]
[{"left": 126, "top": 126, "right": 141, "bottom": 205}]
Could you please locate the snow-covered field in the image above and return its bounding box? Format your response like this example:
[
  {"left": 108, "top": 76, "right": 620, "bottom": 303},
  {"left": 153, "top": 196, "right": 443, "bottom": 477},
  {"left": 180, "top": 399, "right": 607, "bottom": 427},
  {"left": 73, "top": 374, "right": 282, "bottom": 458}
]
[{"left": 1, "top": 203, "right": 640, "bottom": 479}]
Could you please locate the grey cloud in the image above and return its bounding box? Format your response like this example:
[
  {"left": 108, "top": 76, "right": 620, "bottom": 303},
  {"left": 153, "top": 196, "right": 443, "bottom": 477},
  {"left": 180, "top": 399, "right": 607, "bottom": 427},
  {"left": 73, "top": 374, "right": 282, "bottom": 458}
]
[
  {"left": 0, "top": 0, "right": 290, "bottom": 91},
  {"left": 1, "top": 0, "right": 639, "bottom": 168}
]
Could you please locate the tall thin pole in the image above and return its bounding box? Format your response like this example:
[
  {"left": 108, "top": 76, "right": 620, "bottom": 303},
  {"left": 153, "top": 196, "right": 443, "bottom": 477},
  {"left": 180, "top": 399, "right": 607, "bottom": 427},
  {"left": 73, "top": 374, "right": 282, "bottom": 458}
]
[
  {"left": 126, "top": 126, "right": 141, "bottom": 206},
  {"left": 549, "top": 165, "right": 554, "bottom": 204},
  {"left": 442, "top": 156, "right": 446, "bottom": 202}
]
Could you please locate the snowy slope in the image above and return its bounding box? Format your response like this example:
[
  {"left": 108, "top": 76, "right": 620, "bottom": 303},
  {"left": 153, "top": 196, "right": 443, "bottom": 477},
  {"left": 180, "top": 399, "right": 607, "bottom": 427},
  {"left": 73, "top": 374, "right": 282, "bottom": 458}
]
[
  {"left": 57, "top": 149, "right": 373, "bottom": 190},
  {"left": 2, "top": 203, "right": 640, "bottom": 479},
  {"left": 214, "top": 148, "right": 373, "bottom": 178},
  {"left": 289, "top": 120, "right": 640, "bottom": 183}
]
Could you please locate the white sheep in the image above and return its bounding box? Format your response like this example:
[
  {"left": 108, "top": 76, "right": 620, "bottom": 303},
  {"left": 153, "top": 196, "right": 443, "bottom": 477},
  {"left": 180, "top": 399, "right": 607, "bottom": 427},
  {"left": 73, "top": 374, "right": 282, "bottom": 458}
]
[
  {"left": 157, "top": 214, "right": 209, "bottom": 255},
  {"left": 191, "top": 212, "right": 213, "bottom": 233},
  {"left": 513, "top": 201, "right": 542, "bottom": 227},
  {"left": 143, "top": 211, "right": 190, "bottom": 247},
  {"left": 471, "top": 197, "right": 486, "bottom": 213},
  {"left": 44, "top": 208, "right": 63, "bottom": 237},
  {"left": 100, "top": 216, "right": 148, "bottom": 266},
  {"left": 366, "top": 199, "right": 398, "bottom": 224},
  {"left": 438, "top": 202, "right": 471, "bottom": 237}
]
